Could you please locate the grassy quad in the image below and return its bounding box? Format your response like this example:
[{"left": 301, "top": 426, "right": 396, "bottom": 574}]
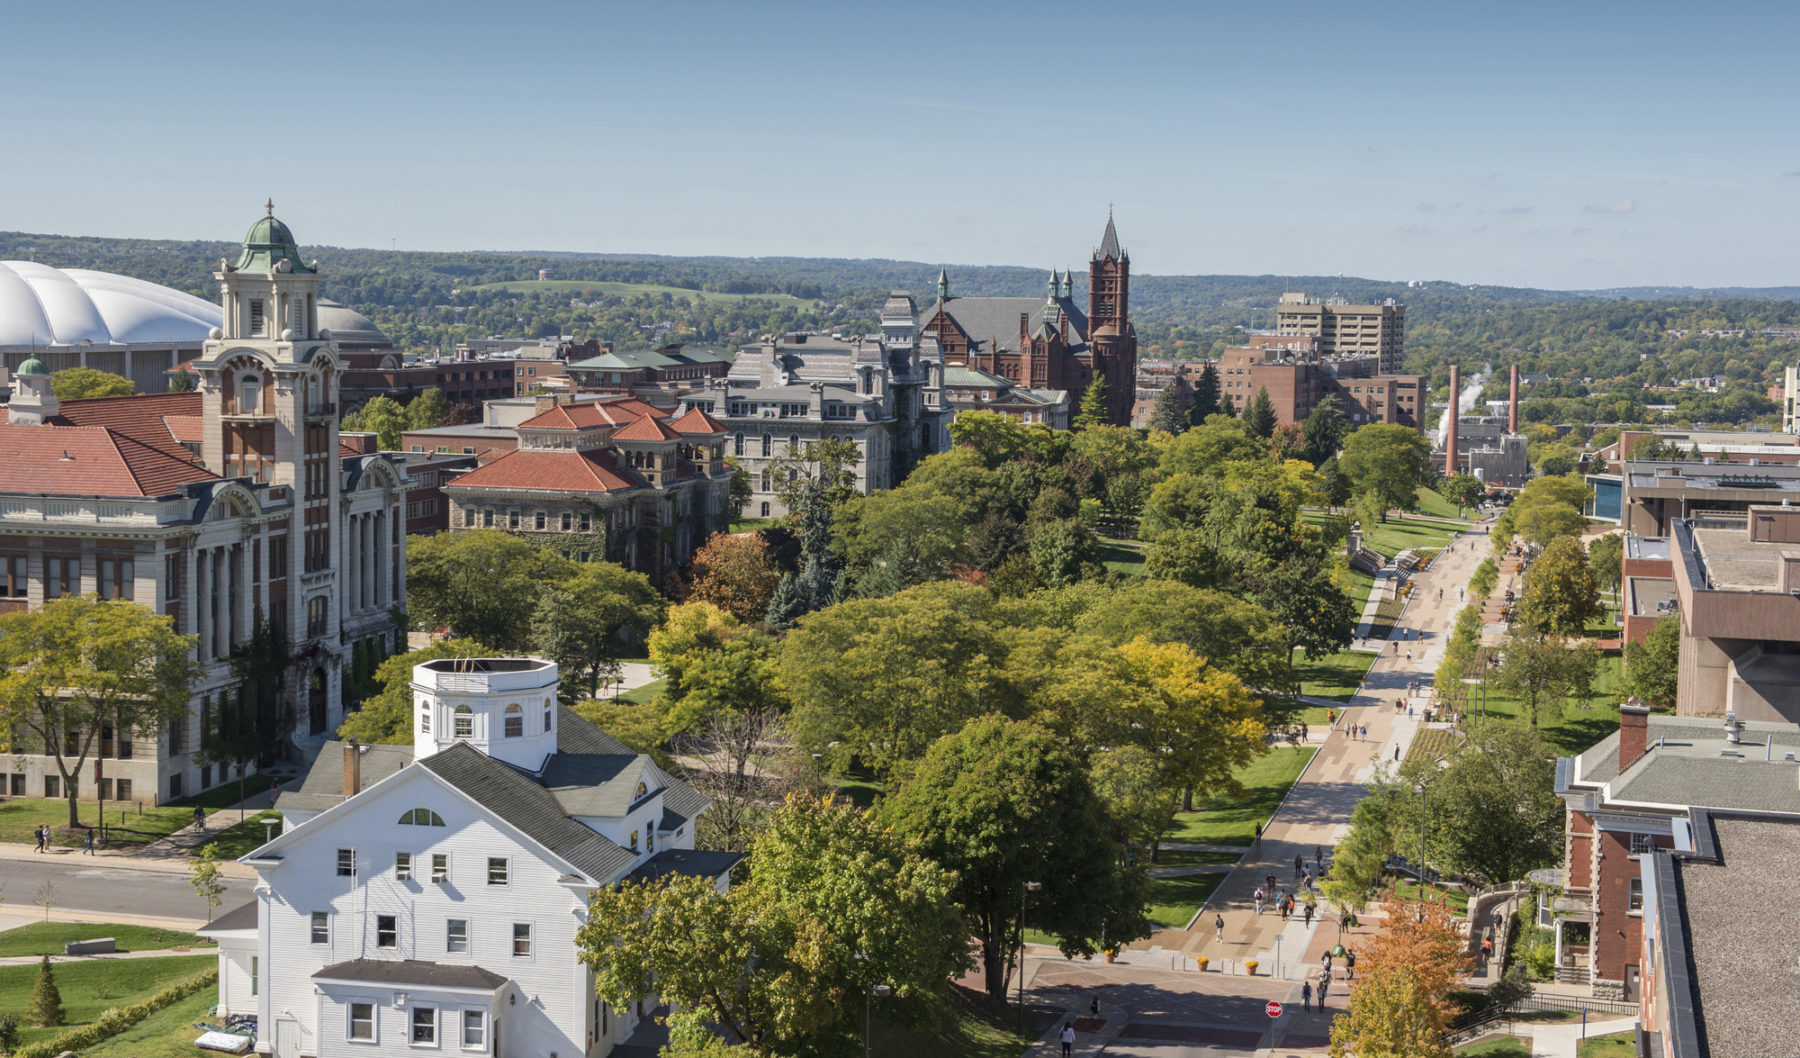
[
  {"left": 1167, "top": 746, "right": 1317, "bottom": 848},
  {"left": 0, "top": 923, "right": 209, "bottom": 958},
  {"left": 75, "top": 988, "right": 217, "bottom": 1058},
  {"left": 1576, "top": 1031, "right": 1639, "bottom": 1057},
  {"left": 0, "top": 954, "right": 215, "bottom": 1051},
  {"left": 0, "top": 799, "right": 196, "bottom": 850},
  {"left": 1292, "top": 648, "right": 1378, "bottom": 703},
  {"left": 1463, "top": 654, "right": 1624, "bottom": 757}
]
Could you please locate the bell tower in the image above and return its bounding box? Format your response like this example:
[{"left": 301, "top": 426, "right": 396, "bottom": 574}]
[{"left": 1086, "top": 211, "right": 1137, "bottom": 425}]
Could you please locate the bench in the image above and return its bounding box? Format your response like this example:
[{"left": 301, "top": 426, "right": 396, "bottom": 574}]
[{"left": 63, "top": 937, "right": 115, "bottom": 955}]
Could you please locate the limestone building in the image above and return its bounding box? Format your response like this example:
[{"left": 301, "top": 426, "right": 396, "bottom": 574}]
[{"left": 0, "top": 207, "right": 409, "bottom": 804}]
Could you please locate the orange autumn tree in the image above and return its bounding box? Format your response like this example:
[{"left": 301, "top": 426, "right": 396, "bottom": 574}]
[
  {"left": 1328, "top": 965, "right": 1452, "bottom": 1058},
  {"left": 686, "top": 532, "right": 782, "bottom": 623},
  {"left": 1356, "top": 896, "right": 1470, "bottom": 1028}
]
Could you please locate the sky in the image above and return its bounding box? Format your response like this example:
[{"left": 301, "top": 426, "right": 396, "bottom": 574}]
[{"left": 4, "top": 0, "right": 1799, "bottom": 290}]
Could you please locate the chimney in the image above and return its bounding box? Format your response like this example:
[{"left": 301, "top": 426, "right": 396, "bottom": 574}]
[
  {"left": 343, "top": 740, "right": 362, "bottom": 798},
  {"left": 1618, "top": 703, "right": 1651, "bottom": 771},
  {"left": 1508, "top": 365, "right": 1520, "bottom": 433},
  {"left": 1446, "top": 364, "right": 1461, "bottom": 472},
  {"left": 534, "top": 394, "right": 558, "bottom": 416}
]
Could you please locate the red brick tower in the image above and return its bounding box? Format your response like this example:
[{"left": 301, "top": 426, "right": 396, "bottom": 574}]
[{"left": 1087, "top": 212, "right": 1137, "bottom": 426}]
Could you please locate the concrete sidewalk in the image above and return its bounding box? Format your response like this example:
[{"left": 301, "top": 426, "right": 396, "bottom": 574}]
[{"left": 1529, "top": 1017, "right": 1638, "bottom": 1057}]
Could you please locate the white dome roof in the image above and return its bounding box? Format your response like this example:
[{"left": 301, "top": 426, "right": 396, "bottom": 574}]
[{"left": 0, "top": 261, "right": 220, "bottom": 348}]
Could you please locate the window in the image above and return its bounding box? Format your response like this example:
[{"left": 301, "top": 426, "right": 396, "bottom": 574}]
[
  {"left": 240, "top": 374, "right": 262, "bottom": 415},
  {"left": 534, "top": 511, "right": 546, "bottom": 530},
  {"left": 115, "top": 778, "right": 132, "bottom": 801},
  {"left": 337, "top": 848, "right": 356, "bottom": 877},
  {"left": 446, "top": 919, "right": 468, "bottom": 953},
  {"left": 1628, "top": 877, "right": 1644, "bottom": 913},
  {"left": 399, "top": 808, "right": 447, "bottom": 827},
  {"left": 761, "top": 433, "right": 771, "bottom": 457},
  {"left": 453, "top": 706, "right": 473, "bottom": 739},
  {"left": 544, "top": 702, "right": 552, "bottom": 732},
  {"left": 251, "top": 955, "right": 258, "bottom": 996},
  {"left": 411, "top": 1007, "right": 436, "bottom": 1045},
  {"left": 461, "top": 1010, "right": 485, "bottom": 1049},
  {"left": 560, "top": 512, "right": 572, "bottom": 531},
  {"left": 419, "top": 706, "right": 430, "bottom": 735},
  {"left": 349, "top": 1002, "right": 375, "bottom": 1041},
  {"left": 487, "top": 858, "right": 508, "bottom": 886},
  {"left": 635, "top": 781, "right": 648, "bottom": 799},
  {"left": 94, "top": 558, "right": 135, "bottom": 601},
  {"left": 311, "top": 912, "right": 329, "bottom": 943},
  {"left": 1629, "top": 833, "right": 1656, "bottom": 855},
  {"left": 760, "top": 501, "right": 770, "bottom": 518},
  {"left": 377, "top": 915, "right": 397, "bottom": 948},
  {"left": 503, "top": 704, "right": 523, "bottom": 738},
  {"left": 431, "top": 854, "right": 448, "bottom": 883},
  {"left": 2, "top": 555, "right": 24, "bottom": 597},
  {"left": 396, "top": 852, "right": 413, "bottom": 881},
  {"left": 629, "top": 829, "right": 639, "bottom": 851},
  {"left": 249, "top": 299, "right": 265, "bottom": 336},
  {"left": 512, "top": 923, "right": 531, "bottom": 957},
  {"left": 734, "top": 432, "right": 744, "bottom": 456},
  {"left": 44, "top": 556, "right": 74, "bottom": 599}
]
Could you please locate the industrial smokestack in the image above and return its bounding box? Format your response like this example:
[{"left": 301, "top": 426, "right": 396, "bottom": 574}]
[
  {"left": 1446, "top": 364, "right": 1461, "bottom": 473},
  {"left": 1508, "top": 365, "right": 1520, "bottom": 433}
]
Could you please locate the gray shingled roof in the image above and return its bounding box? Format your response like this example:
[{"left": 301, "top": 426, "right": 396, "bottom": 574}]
[
  {"left": 541, "top": 753, "right": 661, "bottom": 817},
  {"left": 624, "top": 848, "right": 742, "bottom": 886},
  {"left": 417, "top": 743, "right": 638, "bottom": 883},
  {"left": 920, "top": 296, "right": 1089, "bottom": 355},
  {"left": 276, "top": 742, "right": 415, "bottom": 813},
  {"left": 1569, "top": 715, "right": 1800, "bottom": 815},
  {"left": 197, "top": 900, "right": 259, "bottom": 935},
  {"left": 314, "top": 959, "right": 508, "bottom": 990}
]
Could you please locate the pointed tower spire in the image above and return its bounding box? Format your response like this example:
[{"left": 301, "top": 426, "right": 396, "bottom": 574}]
[
  {"left": 936, "top": 267, "right": 949, "bottom": 300},
  {"left": 1061, "top": 268, "right": 1073, "bottom": 298},
  {"left": 1098, "top": 210, "right": 1121, "bottom": 261},
  {"left": 1048, "top": 269, "right": 1060, "bottom": 299}
]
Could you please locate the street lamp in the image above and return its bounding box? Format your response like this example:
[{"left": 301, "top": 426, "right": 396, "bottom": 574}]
[
  {"left": 864, "top": 983, "right": 891, "bottom": 1058},
  {"left": 1018, "top": 881, "right": 1042, "bottom": 1031},
  {"left": 1415, "top": 780, "right": 1430, "bottom": 895}
]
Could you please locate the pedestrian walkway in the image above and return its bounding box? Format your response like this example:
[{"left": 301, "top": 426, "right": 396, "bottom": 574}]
[
  {"left": 1125, "top": 524, "right": 1489, "bottom": 985},
  {"left": 0, "top": 946, "right": 214, "bottom": 968},
  {"left": 1530, "top": 1017, "right": 1638, "bottom": 1057}
]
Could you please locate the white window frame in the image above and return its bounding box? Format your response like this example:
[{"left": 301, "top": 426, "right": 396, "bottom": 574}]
[
  {"left": 512, "top": 922, "right": 532, "bottom": 959},
  {"left": 487, "top": 857, "right": 508, "bottom": 886},
  {"left": 251, "top": 954, "right": 259, "bottom": 996},
  {"left": 337, "top": 848, "right": 356, "bottom": 877},
  {"left": 446, "top": 918, "right": 469, "bottom": 954},
  {"left": 348, "top": 1000, "right": 377, "bottom": 1043},
  {"left": 376, "top": 914, "right": 398, "bottom": 949},
  {"left": 431, "top": 853, "right": 449, "bottom": 884},
  {"left": 460, "top": 1008, "right": 486, "bottom": 1051},
  {"left": 396, "top": 852, "right": 413, "bottom": 881},
  {"left": 411, "top": 1005, "right": 438, "bottom": 1047},
  {"left": 311, "top": 911, "right": 329, "bottom": 944}
]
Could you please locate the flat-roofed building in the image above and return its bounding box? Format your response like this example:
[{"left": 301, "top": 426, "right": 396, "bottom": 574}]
[{"left": 1275, "top": 293, "right": 1406, "bottom": 373}]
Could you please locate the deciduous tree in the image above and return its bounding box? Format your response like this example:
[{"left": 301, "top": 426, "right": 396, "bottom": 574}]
[
  {"left": 685, "top": 532, "right": 781, "bottom": 623},
  {"left": 1327, "top": 968, "right": 1453, "bottom": 1058},
  {"left": 405, "top": 529, "right": 572, "bottom": 650},
  {"left": 1494, "top": 632, "right": 1600, "bottom": 729},
  {"left": 0, "top": 597, "right": 200, "bottom": 828},
  {"left": 404, "top": 387, "right": 452, "bottom": 431},
  {"left": 1515, "top": 536, "right": 1601, "bottom": 637},
  {"left": 1624, "top": 616, "right": 1680, "bottom": 707},
  {"left": 1339, "top": 424, "right": 1432, "bottom": 521},
  {"left": 337, "top": 639, "right": 493, "bottom": 744},
  {"left": 1442, "top": 473, "right": 1485, "bottom": 516},
  {"left": 1587, "top": 532, "right": 1624, "bottom": 608},
  {"left": 50, "top": 367, "right": 134, "bottom": 401},
  {"left": 531, "top": 562, "right": 663, "bottom": 700},
  {"left": 342, "top": 394, "right": 407, "bottom": 451},
  {"left": 1399, "top": 723, "right": 1564, "bottom": 885}
]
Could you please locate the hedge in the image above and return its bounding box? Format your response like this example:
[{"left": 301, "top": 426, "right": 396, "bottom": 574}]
[{"left": 14, "top": 967, "right": 218, "bottom": 1058}]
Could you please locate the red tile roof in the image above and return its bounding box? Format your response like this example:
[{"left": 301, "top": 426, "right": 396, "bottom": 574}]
[
  {"left": 0, "top": 425, "right": 219, "bottom": 497},
  {"left": 612, "top": 415, "right": 683, "bottom": 442},
  {"left": 164, "top": 416, "right": 203, "bottom": 443},
  {"left": 599, "top": 398, "right": 669, "bottom": 420},
  {"left": 56, "top": 391, "right": 205, "bottom": 462},
  {"left": 669, "top": 406, "right": 727, "bottom": 435},
  {"left": 519, "top": 402, "right": 643, "bottom": 430},
  {"left": 446, "top": 448, "right": 639, "bottom": 494}
]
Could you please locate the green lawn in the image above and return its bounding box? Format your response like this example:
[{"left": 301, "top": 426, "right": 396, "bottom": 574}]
[
  {"left": 79, "top": 988, "right": 216, "bottom": 1058},
  {"left": 170, "top": 773, "right": 278, "bottom": 811},
  {"left": 1344, "top": 568, "right": 1377, "bottom": 608},
  {"left": 1293, "top": 649, "right": 1377, "bottom": 702},
  {"left": 1155, "top": 849, "right": 1242, "bottom": 868},
  {"left": 615, "top": 677, "right": 668, "bottom": 706},
  {"left": 203, "top": 813, "right": 286, "bottom": 859},
  {"left": 0, "top": 923, "right": 209, "bottom": 958},
  {"left": 1347, "top": 514, "right": 1471, "bottom": 558},
  {"left": 1576, "top": 1031, "right": 1638, "bottom": 1058},
  {"left": 1471, "top": 654, "right": 1623, "bottom": 756},
  {"left": 834, "top": 765, "right": 884, "bottom": 809},
  {"left": 1168, "top": 746, "right": 1316, "bottom": 847},
  {"left": 1097, "top": 538, "right": 1147, "bottom": 576},
  {"left": 1457, "top": 1037, "right": 1531, "bottom": 1057},
  {"left": 1583, "top": 603, "right": 1624, "bottom": 640},
  {"left": 1416, "top": 486, "right": 1476, "bottom": 522},
  {"left": 0, "top": 954, "right": 214, "bottom": 1050},
  {"left": 870, "top": 985, "right": 1031, "bottom": 1058},
  {"left": 1389, "top": 878, "right": 1470, "bottom": 913},
  {"left": 1146, "top": 873, "right": 1225, "bottom": 929},
  {"left": 1407, "top": 727, "right": 1458, "bottom": 764},
  {"left": 0, "top": 799, "right": 195, "bottom": 849},
  {"left": 1365, "top": 588, "right": 1409, "bottom": 640},
  {"left": 729, "top": 516, "right": 776, "bottom": 534},
  {"left": 470, "top": 278, "right": 811, "bottom": 305}
]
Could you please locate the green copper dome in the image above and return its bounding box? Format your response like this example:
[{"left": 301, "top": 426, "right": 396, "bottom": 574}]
[
  {"left": 231, "top": 200, "right": 315, "bottom": 275},
  {"left": 15, "top": 356, "right": 48, "bottom": 377}
]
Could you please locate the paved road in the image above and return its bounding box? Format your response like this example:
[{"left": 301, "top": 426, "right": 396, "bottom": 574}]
[{"left": 0, "top": 853, "right": 251, "bottom": 928}]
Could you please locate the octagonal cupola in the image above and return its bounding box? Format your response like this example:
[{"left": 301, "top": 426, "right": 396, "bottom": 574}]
[{"left": 411, "top": 657, "right": 560, "bottom": 772}]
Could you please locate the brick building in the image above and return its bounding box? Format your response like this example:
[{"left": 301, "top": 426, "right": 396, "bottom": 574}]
[{"left": 1214, "top": 335, "right": 1427, "bottom": 429}]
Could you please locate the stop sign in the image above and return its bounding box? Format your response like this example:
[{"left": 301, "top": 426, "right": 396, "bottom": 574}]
[{"left": 1266, "top": 1000, "right": 1283, "bottom": 1019}]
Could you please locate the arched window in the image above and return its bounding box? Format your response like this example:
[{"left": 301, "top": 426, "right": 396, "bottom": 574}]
[
  {"left": 399, "top": 808, "right": 446, "bottom": 826},
  {"left": 543, "top": 699, "right": 553, "bottom": 732},
  {"left": 503, "top": 703, "right": 523, "bottom": 738},
  {"left": 453, "top": 705, "right": 473, "bottom": 739},
  {"left": 239, "top": 373, "right": 262, "bottom": 415},
  {"left": 788, "top": 434, "right": 798, "bottom": 453},
  {"left": 419, "top": 707, "right": 431, "bottom": 735}
]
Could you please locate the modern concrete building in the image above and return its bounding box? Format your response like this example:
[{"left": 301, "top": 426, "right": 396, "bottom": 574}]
[
  {"left": 1666, "top": 507, "right": 1800, "bottom": 720},
  {"left": 1619, "top": 460, "right": 1800, "bottom": 537},
  {"left": 1274, "top": 293, "right": 1406, "bottom": 373}
]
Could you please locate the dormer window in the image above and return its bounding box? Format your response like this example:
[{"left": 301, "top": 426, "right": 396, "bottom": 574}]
[
  {"left": 453, "top": 705, "right": 473, "bottom": 739},
  {"left": 635, "top": 781, "right": 647, "bottom": 799}
]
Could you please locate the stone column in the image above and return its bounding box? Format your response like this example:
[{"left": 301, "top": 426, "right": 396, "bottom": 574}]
[
  {"left": 214, "top": 548, "right": 230, "bottom": 659},
  {"left": 374, "top": 511, "right": 387, "bottom": 609},
  {"left": 346, "top": 513, "right": 360, "bottom": 615},
  {"left": 195, "top": 548, "right": 211, "bottom": 663},
  {"left": 361, "top": 513, "right": 374, "bottom": 611}
]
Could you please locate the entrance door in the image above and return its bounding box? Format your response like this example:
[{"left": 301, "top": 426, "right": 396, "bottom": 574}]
[
  {"left": 273, "top": 1019, "right": 300, "bottom": 1058},
  {"left": 1624, "top": 964, "right": 1640, "bottom": 1002},
  {"left": 308, "top": 671, "right": 327, "bottom": 735}
]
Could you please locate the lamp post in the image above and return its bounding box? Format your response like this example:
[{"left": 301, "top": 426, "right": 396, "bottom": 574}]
[
  {"left": 1018, "top": 881, "right": 1042, "bottom": 1032},
  {"left": 864, "top": 983, "right": 891, "bottom": 1058},
  {"left": 1415, "top": 780, "right": 1429, "bottom": 892}
]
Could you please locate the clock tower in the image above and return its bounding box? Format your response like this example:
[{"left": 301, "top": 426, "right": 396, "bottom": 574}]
[{"left": 1087, "top": 212, "right": 1137, "bottom": 426}]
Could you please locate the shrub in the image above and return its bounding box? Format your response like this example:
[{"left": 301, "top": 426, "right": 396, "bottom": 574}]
[
  {"left": 25, "top": 957, "right": 61, "bottom": 1028},
  {"left": 0, "top": 1012, "right": 19, "bottom": 1055},
  {"left": 14, "top": 967, "right": 217, "bottom": 1058}
]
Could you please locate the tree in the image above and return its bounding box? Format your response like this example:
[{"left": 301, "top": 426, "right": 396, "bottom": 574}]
[
  {"left": 1089, "top": 744, "right": 1179, "bottom": 862},
  {"left": 1442, "top": 473, "right": 1485, "bottom": 516},
  {"left": 405, "top": 529, "right": 572, "bottom": 650},
  {"left": 1317, "top": 454, "right": 1352, "bottom": 508},
  {"left": 190, "top": 841, "right": 228, "bottom": 922},
  {"left": 337, "top": 639, "right": 493, "bottom": 744},
  {"left": 1400, "top": 724, "right": 1565, "bottom": 885},
  {"left": 203, "top": 618, "right": 291, "bottom": 823},
  {"left": 680, "top": 709, "right": 816, "bottom": 853},
  {"left": 1219, "top": 392, "right": 1236, "bottom": 418},
  {"left": 1074, "top": 373, "right": 1108, "bottom": 429},
  {"left": 1301, "top": 395, "right": 1350, "bottom": 465},
  {"left": 1339, "top": 424, "right": 1432, "bottom": 521},
  {"left": 1244, "top": 386, "right": 1278, "bottom": 439},
  {"left": 1587, "top": 532, "right": 1624, "bottom": 608},
  {"left": 1494, "top": 632, "right": 1600, "bottom": 729},
  {"left": 1146, "top": 382, "right": 1188, "bottom": 435},
  {"left": 1511, "top": 500, "right": 1588, "bottom": 549},
  {"left": 341, "top": 394, "right": 407, "bottom": 451},
  {"left": 577, "top": 796, "right": 967, "bottom": 1057},
  {"left": 26, "top": 956, "right": 63, "bottom": 1028},
  {"left": 1624, "top": 617, "right": 1680, "bottom": 707},
  {"left": 881, "top": 715, "right": 1151, "bottom": 1001},
  {"left": 1069, "top": 579, "right": 1289, "bottom": 695},
  {"left": 770, "top": 437, "right": 861, "bottom": 516},
  {"left": 1327, "top": 965, "right": 1453, "bottom": 1058},
  {"left": 685, "top": 532, "right": 782, "bottom": 623},
  {"left": 50, "top": 367, "right": 134, "bottom": 401},
  {"left": 1028, "top": 518, "right": 1097, "bottom": 588},
  {"left": 531, "top": 563, "right": 663, "bottom": 701},
  {"left": 166, "top": 367, "right": 198, "bottom": 393},
  {"left": 1187, "top": 363, "right": 1220, "bottom": 425},
  {"left": 1488, "top": 965, "right": 1535, "bottom": 1019},
  {"left": 765, "top": 448, "right": 847, "bottom": 628},
  {"left": 0, "top": 597, "right": 200, "bottom": 828},
  {"left": 1515, "top": 536, "right": 1601, "bottom": 637},
  {"left": 404, "top": 387, "right": 452, "bottom": 431},
  {"left": 1469, "top": 557, "right": 1499, "bottom": 599},
  {"left": 1358, "top": 897, "right": 1468, "bottom": 1026},
  {"left": 727, "top": 464, "right": 752, "bottom": 518},
  {"left": 649, "top": 605, "right": 786, "bottom": 736}
]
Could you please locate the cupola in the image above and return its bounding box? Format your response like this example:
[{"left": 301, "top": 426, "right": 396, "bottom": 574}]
[{"left": 412, "top": 657, "right": 560, "bottom": 772}]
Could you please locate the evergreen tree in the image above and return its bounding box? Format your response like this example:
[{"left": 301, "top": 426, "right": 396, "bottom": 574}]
[
  {"left": 26, "top": 956, "right": 62, "bottom": 1028},
  {"left": 1146, "top": 382, "right": 1188, "bottom": 435},
  {"left": 1301, "top": 394, "right": 1349, "bottom": 464},
  {"left": 765, "top": 476, "right": 842, "bottom": 628},
  {"left": 166, "top": 368, "right": 198, "bottom": 393},
  {"left": 1219, "top": 392, "right": 1237, "bottom": 418},
  {"left": 1245, "top": 387, "right": 1278, "bottom": 439},
  {"left": 1187, "top": 363, "right": 1220, "bottom": 425},
  {"left": 1074, "top": 374, "right": 1109, "bottom": 430}
]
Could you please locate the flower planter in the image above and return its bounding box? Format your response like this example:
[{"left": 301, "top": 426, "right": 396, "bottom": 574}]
[
  {"left": 1244, "top": 959, "right": 1259, "bottom": 976},
  {"left": 1196, "top": 956, "right": 1209, "bottom": 972}
]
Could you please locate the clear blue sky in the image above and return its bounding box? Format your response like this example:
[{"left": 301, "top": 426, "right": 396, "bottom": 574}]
[{"left": 5, "top": 0, "right": 1797, "bottom": 290}]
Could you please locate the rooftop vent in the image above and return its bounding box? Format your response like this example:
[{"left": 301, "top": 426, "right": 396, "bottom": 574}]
[{"left": 1724, "top": 710, "right": 1743, "bottom": 744}]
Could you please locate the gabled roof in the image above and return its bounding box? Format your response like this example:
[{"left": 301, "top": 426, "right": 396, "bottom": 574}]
[
  {"left": 163, "top": 415, "right": 203, "bottom": 444},
  {"left": 668, "top": 406, "right": 727, "bottom": 435},
  {"left": 942, "top": 364, "right": 1009, "bottom": 388},
  {"left": 275, "top": 742, "right": 416, "bottom": 814},
  {"left": 568, "top": 348, "right": 679, "bottom": 372},
  {"left": 518, "top": 401, "right": 642, "bottom": 431},
  {"left": 919, "top": 296, "right": 1089, "bottom": 355},
  {"left": 625, "top": 849, "right": 742, "bottom": 886},
  {"left": 0, "top": 424, "right": 219, "bottom": 497},
  {"left": 56, "top": 390, "right": 204, "bottom": 460},
  {"left": 541, "top": 752, "right": 664, "bottom": 817},
  {"left": 445, "top": 447, "right": 638, "bottom": 494},
  {"left": 612, "top": 415, "right": 682, "bottom": 442}
]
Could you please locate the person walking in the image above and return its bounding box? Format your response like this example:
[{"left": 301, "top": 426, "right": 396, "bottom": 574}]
[
  {"left": 1215, "top": 913, "right": 1224, "bottom": 943},
  {"left": 1345, "top": 949, "right": 1356, "bottom": 980},
  {"left": 1301, "top": 980, "right": 1313, "bottom": 1012},
  {"left": 1060, "top": 1023, "right": 1076, "bottom": 1057},
  {"left": 83, "top": 828, "right": 95, "bottom": 855},
  {"left": 1318, "top": 972, "right": 1330, "bottom": 1003},
  {"left": 1323, "top": 952, "right": 1333, "bottom": 976},
  {"left": 1255, "top": 887, "right": 1266, "bottom": 915},
  {"left": 1294, "top": 853, "right": 1304, "bottom": 879},
  {"left": 33, "top": 825, "right": 44, "bottom": 853},
  {"left": 1394, "top": 745, "right": 1400, "bottom": 761},
  {"left": 193, "top": 804, "right": 206, "bottom": 832},
  {"left": 1303, "top": 902, "right": 1314, "bottom": 927}
]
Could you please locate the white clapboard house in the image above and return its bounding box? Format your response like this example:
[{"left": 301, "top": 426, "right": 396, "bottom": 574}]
[{"left": 201, "top": 657, "right": 737, "bottom": 1058}]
